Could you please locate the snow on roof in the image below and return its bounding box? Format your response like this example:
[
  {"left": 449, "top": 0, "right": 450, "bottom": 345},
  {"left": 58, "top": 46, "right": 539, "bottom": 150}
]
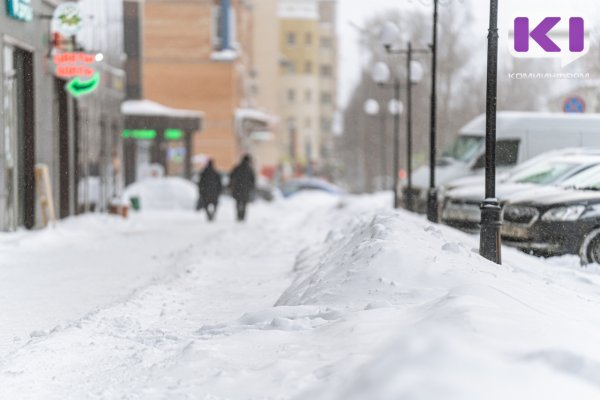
[
  {"left": 121, "top": 100, "right": 203, "bottom": 119},
  {"left": 235, "top": 108, "right": 276, "bottom": 125}
]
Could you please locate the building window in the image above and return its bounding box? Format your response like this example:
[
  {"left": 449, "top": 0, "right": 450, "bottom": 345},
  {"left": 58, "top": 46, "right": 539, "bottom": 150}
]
[
  {"left": 305, "top": 33, "right": 313, "bottom": 45},
  {"left": 320, "top": 64, "right": 333, "bottom": 77},
  {"left": 284, "top": 61, "right": 296, "bottom": 74},
  {"left": 287, "top": 89, "right": 296, "bottom": 103},
  {"left": 305, "top": 61, "right": 312, "bottom": 74},
  {"left": 211, "top": 1, "right": 237, "bottom": 52},
  {"left": 287, "top": 32, "right": 296, "bottom": 46},
  {"left": 321, "top": 118, "right": 332, "bottom": 132},
  {"left": 320, "top": 37, "right": 332, "bottom": 49},
  {"left": 305, "top": 90, "right": 312, "bottom": 103},
  {"left": 321, "top": 92, "right": 332, "bottom": 104},
  {"left": 305, "top": 117, "right": 312, "bottom": 129}
]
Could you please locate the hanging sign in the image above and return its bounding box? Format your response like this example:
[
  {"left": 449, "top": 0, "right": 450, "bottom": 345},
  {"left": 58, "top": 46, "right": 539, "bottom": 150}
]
[
  {"left": 66, "top": 73, "right": 101, "bottom": 97},
  {"left": 54, "top": 52, "right": 96, "bottom": 78},
  {"left": 6, "top": 0, "right": 33, "bottom": 22},
  {"left": 53, "top": 2, "right": 83, "bottom": 36}
]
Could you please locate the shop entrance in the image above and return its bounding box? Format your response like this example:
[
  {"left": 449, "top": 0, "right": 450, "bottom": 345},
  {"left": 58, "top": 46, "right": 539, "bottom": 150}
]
[
  {"left": 55, "top": 77, "right": 71, "bottom": 219},
  {"left": 1, "top": 45, "right": 35, "bottom": 230}
]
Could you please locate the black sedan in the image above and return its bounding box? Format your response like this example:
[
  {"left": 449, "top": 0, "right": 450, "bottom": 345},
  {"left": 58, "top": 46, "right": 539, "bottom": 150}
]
[{"left": 501, "top": 165, "right": 600, "bottom": 264}]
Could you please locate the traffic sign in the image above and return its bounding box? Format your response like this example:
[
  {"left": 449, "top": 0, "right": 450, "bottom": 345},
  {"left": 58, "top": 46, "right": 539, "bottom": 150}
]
[{"left": 563, "top": 96, "right": 586, "bottom": 113}]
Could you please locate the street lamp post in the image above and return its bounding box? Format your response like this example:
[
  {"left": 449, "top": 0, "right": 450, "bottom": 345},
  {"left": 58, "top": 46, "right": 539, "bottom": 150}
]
[
  {"left": 372, "top": 62, "right": 404, "bottom": 208},
  {"left": 363, "top": 99, "right": 384, "bottom": 190},
  {"left": 393, "top": 79, "right": 401, "bottom": 208},
  {"left": 405, "top": 44, "right": 424, "bottom": 212},
  {"left": 379, "top": 24, "right": 427, "bottom": 211},
  {"left": 479, "top": 0, "right": 502, "bottom": 264},
  {"left": 426, "top": 0, "right": 440, "bottom": 223}
]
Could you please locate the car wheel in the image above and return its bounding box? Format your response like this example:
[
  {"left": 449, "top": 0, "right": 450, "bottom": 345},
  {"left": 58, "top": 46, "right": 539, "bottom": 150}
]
[{"left": 580, "top": 228, "right": 600, "bottom": 265}]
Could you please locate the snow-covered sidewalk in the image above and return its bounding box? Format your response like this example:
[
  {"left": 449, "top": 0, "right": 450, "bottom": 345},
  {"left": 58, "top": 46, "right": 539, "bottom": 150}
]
[{"left": 3, "top": 193, "right": 600, "bottom": 399}]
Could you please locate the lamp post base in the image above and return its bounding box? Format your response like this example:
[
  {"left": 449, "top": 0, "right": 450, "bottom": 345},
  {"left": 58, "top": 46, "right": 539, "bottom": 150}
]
[
  {"left": 479, "top": 198, "right": 502, "bottom": 264},
  {"left": 426, "top": 188, "right": 438, "bottom": 222},
  {"left": 405, "top": 188, "right": 415, "bottom": 212}
]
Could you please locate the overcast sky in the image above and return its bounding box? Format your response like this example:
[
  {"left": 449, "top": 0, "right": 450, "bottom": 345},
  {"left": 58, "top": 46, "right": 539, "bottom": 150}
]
[{"left": 336, "top": 0, "right": 598, "bottom": 107}]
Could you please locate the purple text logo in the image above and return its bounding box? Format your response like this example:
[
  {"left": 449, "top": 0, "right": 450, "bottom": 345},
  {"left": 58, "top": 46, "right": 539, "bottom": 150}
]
[{"left": 509, "top": 16, "right": 589, "bottom": 67}]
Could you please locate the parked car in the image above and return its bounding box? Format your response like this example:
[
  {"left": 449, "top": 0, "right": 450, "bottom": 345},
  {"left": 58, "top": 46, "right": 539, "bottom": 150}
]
[
  {"left": 501, "top": 164, "right": 600, "bottom": 264},
  {"left": 279, "top": 178, "right": 345, "bottom": 198},
  {"left": 406, "top": 112, "right": 600, "bottom": 213},
  {"left": 441, "top": 151, "right": 600, "bottom": 231}
]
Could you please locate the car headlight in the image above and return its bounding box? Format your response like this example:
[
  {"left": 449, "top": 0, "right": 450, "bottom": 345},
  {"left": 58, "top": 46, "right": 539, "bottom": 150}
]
[{"left": 541, "top": 205, "right": 586, "bottom": 221}]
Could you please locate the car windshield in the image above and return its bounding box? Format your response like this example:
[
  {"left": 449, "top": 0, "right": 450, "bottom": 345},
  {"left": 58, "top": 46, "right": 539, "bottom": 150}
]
[
  {"left": 560, "top": 164, "right": 600, "bottom": 189},
  {"left": 506, "top": 161, "right": 579, "bottom": 184},
  {"left": 442, "top": 135, "right": 484, "bottom": 162}
]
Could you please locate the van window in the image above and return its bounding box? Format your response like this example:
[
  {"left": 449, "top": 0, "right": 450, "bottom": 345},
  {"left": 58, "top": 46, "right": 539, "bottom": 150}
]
[
  {"left": 496, "top": 139, "right": 520, "bottom": 166},
  {"left": 443, "top": 135, "right": 484, "bottom": 162},
  {"left": 470, "top": 139, "right": 520, "bottom": 170}
]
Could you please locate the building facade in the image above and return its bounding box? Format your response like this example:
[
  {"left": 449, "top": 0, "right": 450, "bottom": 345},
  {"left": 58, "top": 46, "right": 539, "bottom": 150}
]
[
  {"left": 0, "top": 0, "right": 125, "bottom": 231},
  {"left": 317, "top": 0, "right": 337, "bottom": 167},
  {"left": 278, "top": 0, "right": 337, "bottom": 173},
  {"left": 143, "top": 0, "right": 274, "bottom": 173},
  {"left": 249, "top": 0, "right": 282, "bottom": 176}
]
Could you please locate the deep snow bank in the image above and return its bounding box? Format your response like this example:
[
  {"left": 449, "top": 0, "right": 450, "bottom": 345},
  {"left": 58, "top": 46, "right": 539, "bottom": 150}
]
[
  {"left": 276, "top": 207, "right": 600, "bottom": 399},
  {"left": 123, "top": 177, "right": 199, "bottom": 211}
]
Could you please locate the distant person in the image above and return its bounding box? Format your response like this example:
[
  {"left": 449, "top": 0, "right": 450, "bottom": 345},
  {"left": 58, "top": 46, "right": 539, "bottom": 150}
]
[
  {"left": 229, "top": 155, "right": 256, "bottom": 221},
  {"left": 198, "top": 160, "right": 222, "bottom": 221}
]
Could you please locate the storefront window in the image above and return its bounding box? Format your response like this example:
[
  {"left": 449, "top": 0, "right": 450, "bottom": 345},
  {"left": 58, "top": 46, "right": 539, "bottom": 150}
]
[{"left": 2, "top": 45, "right": 18, "bottom": 231}]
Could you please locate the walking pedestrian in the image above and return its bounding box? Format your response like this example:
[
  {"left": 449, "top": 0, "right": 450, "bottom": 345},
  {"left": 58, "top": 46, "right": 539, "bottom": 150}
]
[
  {"left": 198, "top": 160, "right": 222, "bottom": 221},
  {"left": 229, "top": 155, "right": 256, "bottom": 221}
]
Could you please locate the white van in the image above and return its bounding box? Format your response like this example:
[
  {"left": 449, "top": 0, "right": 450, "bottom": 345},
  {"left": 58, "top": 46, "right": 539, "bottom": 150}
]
[{"left": 408, "top": 111, "right": 600, "bottom": 212}]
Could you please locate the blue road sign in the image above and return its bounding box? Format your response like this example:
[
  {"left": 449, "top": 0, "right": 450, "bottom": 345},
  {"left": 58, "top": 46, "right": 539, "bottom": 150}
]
[{"left": 563, "top": 96, "right": 586, "bottom": 113}]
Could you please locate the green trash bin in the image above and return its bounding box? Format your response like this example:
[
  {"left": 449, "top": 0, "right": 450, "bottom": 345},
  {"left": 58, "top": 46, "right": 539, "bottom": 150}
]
[{"left": 130, "top": 196, "right": 141, "bottom": 211}]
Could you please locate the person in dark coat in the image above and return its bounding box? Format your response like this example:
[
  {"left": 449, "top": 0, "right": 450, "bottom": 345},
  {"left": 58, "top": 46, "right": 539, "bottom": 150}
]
[
  {"left": 229, "top": 155, "right": 256, "bottom": 221},
  {"left": 198, "top": 160, "right": 222, "bottom": 221}
]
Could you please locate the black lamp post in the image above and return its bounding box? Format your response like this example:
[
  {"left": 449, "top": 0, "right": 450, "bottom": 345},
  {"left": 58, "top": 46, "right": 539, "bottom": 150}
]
[
  {"left": 405, "top": 43, "right": 424, "bottom": 212},
  {"left": 426, "top": 0, "right": 439, "bottom": 223},
  {"left": 363, "top": 98, "right": 385, "bottom": 190},
  {"left": 372, "top": 61, "right": 404, "bottom": 208},
  {"left": 379, "top": 23, "right": 428, "bottom": 211},
  {"left": 479, "top": 0, "right": 502, "bottom": 264}
]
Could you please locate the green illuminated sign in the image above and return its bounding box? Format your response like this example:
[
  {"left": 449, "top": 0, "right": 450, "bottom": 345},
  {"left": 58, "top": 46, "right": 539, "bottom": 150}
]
[
  {"left": 122, "top": 130, "right": 157, "bottom": 140},
  {"left": 6, "top": 0, "right": 32, "bottom": 22},
  {"left": 66, "top": 73, "right": 100, "bottom": 97},
  {"left": 164, "top": 129, "right": 184, "bottom": 141}
]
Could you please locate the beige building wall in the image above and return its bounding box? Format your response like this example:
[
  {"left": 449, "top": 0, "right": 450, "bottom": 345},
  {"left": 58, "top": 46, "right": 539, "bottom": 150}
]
[
  {"left": 279, "top": 0, "right": 321, "bottom": 165},
  {"left": 317, "top": 0, "right": 338, "bottom": 160},
  {"left": 250, "top": 0, "right": 282, "bottom": 174},
  {"left": 142, "top": 0, "right": 255, "bottom": 172}
]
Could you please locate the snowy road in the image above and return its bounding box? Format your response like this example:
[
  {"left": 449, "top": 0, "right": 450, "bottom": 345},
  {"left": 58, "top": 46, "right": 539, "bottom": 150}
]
[{"left": 4, "top": 193, "right": 600, "bottom": 399}]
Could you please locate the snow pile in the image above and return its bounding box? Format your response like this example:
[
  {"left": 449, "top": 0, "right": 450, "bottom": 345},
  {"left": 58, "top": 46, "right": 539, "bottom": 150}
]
[
  {"left": 4, "top": 192, "right": 600, "bottom": 398},
  {"left": 123, "top": 177, "right": 199, "bottom": 211},
  {"left": 276, "top": 209, "right": 600, "bottom": 399}
]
